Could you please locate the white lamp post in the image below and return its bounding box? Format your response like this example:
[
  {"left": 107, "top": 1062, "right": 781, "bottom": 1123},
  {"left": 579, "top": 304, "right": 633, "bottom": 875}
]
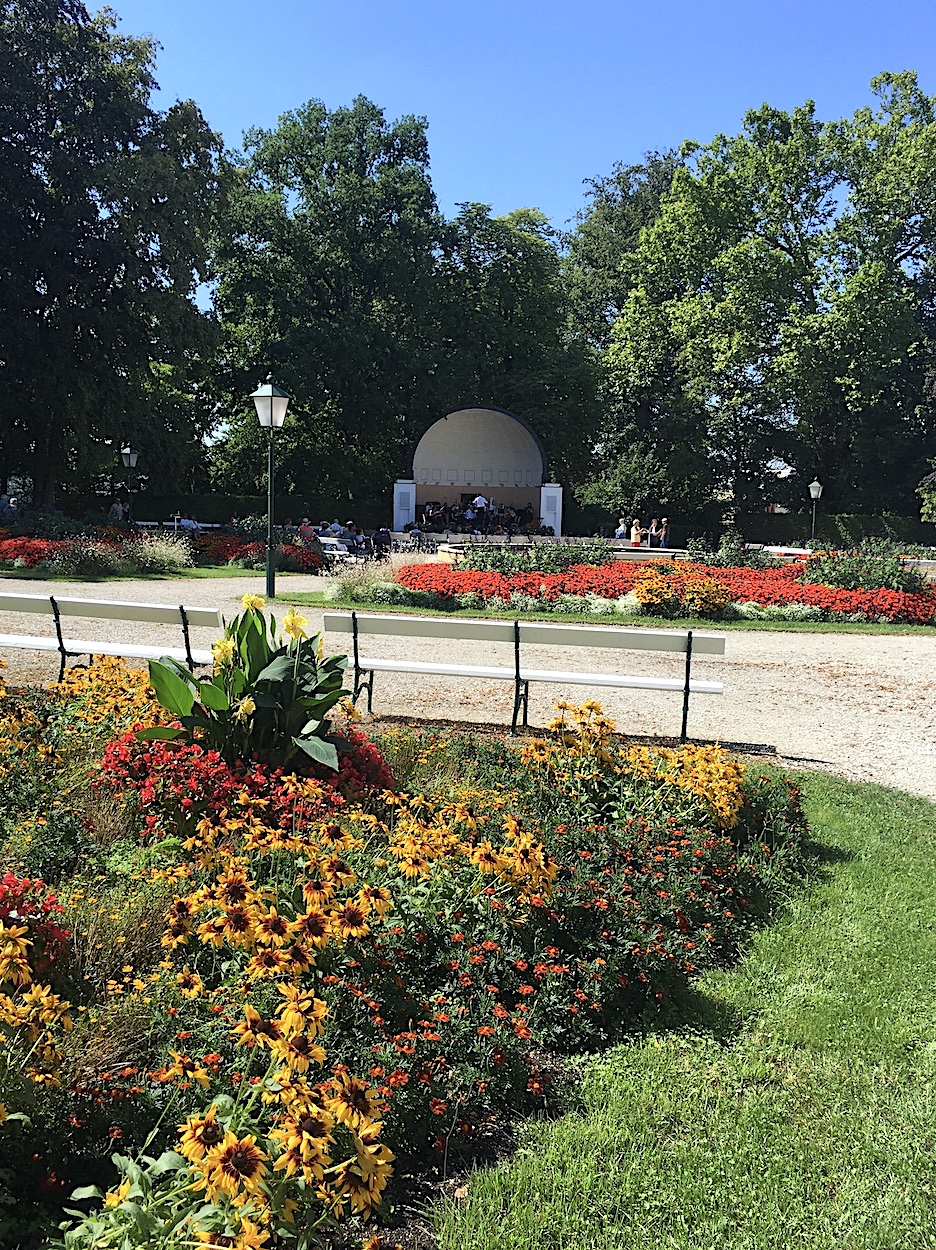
[
  {"left": 809, "top": 479, "right": 823, "bottom": 542},
  {"left": 250, "top": 374, "right": 291, "bottom": 598}
]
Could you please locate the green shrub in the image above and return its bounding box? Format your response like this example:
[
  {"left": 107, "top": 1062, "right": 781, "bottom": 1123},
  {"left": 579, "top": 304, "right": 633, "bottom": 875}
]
[
  {"left": 459, "top": 539, "right": 617, "bottom": 574},
  {"left": 685, "top": 531, "right": 777, "bottom": 569},
  {"left": 142, "top": 597, "right": 349, "bottom": 771},
  {"left": 43, "top": 539, "right": 130, "bottom": 577},
  {"left": 122, "top": 533, "right": 194, "bottom": 574},
  {"left": 802, "top": 537, "right": 926, "bottom": 593}
]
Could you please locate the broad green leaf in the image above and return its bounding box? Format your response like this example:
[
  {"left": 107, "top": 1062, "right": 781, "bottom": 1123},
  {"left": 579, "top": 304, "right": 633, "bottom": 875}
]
[
  {"left": 254, "top": 654, "right": 295, "bottom": 683},
  {"left": 135, "top": 726, "right": 184, "bottom": 741},
  {"left": 198, "top": 681, "right": 229, "bottom": 711},
  {"left": 148, "top": 1150, "right": 188, "bottom": 1175},
  {"left": 293, "top": 734, "right": 339, "bottom": 770},
  {"left": 147, "top": 660, "right": 195, "bottom": 717}
]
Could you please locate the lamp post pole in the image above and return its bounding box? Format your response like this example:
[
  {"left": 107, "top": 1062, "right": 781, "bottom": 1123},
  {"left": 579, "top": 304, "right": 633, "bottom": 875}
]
[
  {"left": 809, "top": 479, "right": 823, "bottom": 542},
  {"left": 120, "top": 446, "right": 139, "bottom": 519},
  {"left": 250, "top": 374, "right": 291, "bottom": 600},
  {"left": 266, "top": 427, "right": 276, "bottom": 598}
]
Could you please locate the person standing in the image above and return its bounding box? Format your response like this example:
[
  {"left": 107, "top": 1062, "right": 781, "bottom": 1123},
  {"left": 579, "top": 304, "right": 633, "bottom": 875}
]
[
  {"left": 615, "top": 516, "right": 628, "bottom": 539},
  {"left": 648, "top": 518, "right": 660, "bottom": 546},
  {"left": 658, "top": 517, "right": 670, "bottom": 548},
  {"left": 630, "top": 518, "right": 645, "bottom": 547}
]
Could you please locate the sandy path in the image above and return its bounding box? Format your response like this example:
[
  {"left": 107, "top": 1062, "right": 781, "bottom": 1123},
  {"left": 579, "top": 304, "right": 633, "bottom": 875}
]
[{"left": 1, "top": 574, "right": 933, "bottom": 801}]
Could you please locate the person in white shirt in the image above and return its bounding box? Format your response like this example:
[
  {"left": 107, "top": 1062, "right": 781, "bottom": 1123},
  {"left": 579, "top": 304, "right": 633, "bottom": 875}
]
[{"left": 472, "top": 494, "right": 487, "bottom": 511}]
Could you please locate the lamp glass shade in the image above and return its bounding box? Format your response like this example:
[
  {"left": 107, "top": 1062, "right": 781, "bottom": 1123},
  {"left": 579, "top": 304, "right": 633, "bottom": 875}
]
[
  {"left": 808, "top": 479, "right": 823, "bottom": 500},
  {"left": 121, "top": 447, "right": 138, "bottom": 469},
  {"left": 251, "top": 375, "right": 290, "bottom": 429}
]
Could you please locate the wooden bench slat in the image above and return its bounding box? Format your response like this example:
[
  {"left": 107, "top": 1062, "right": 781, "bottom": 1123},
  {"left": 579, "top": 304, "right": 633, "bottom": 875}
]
[
  {"left": 354, "top": 655, "right": 722, "bottom": 695},
  {"left": 324, "top": 610, "right": 725, "bottom": 655},
  {"left": 0, "top": 592, "right": 221, "bottom": 629},
  {"left": 358, "top": 658, "right": 517, "bottom": 680},
  {"left": 62, "top": 639, "right": 215, "bottom": 665},
  {"left": 0, "top": 633, "right": 213, "bottom": 666},
  {"left": 325, "top": 611, "right": 516, "bottom": 644},
  {"left": 519, "top": 667, "right": 723, "bottom": 694},
  {"left": 519, "top": 621, "right": 725, "bottom": 655},
  {"left": 0, "top": 632, "right": 60, "bottom": 651}
]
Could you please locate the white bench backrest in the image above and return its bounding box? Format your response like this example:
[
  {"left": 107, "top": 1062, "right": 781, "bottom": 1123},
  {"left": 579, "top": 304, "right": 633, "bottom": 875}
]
[
  {"left": 0, "top": 593, "right": 221, "bottom": 629},
  {"left": 519, "top": 620, "right": 724, "bottom": 655},
  {"left": 325, "top": 611, "right": 516, "bottom": 644},
  {"left": 323, "top": 611, "right": 725, "bottom": 655}
]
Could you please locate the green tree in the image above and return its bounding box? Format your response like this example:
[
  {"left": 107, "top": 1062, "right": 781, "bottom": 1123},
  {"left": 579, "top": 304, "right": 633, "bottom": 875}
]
[
  {"left": 565, "top": 150, "right": 682, "bottom": 350},
  {"left": 211, "top": 107, "right": 599, "bottom": 504},
  {"left": 599, "top": 75, "right": 936, "bottom": 520},
  {"left": 441, "top": 204, "right": 599, "bottom": 487},
  {"left": 209, "top": 96, "right": 449, "bottom": 504},
  {"left": 0, "top": 0, "right": 223, "bottom": 502}
]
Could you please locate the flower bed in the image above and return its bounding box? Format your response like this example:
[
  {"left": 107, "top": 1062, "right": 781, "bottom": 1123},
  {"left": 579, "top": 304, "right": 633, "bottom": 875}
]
[
  {"left": 0, "top": 610, "right": 808, "bottom": 1246},
  {"left": 395, "top": 560, "right": 936, "bottom": 624},
  {"left": 0, "top": 530, "right": 323, "bottom": 575}
]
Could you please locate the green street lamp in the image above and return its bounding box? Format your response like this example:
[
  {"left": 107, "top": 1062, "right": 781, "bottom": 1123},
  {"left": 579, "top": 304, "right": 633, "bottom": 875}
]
[
  {"left": 809, "top": 478, "right": 823, "bottom": 542},
  {"left": 250, "top": 374, "right": 290, "bottom": 598}
]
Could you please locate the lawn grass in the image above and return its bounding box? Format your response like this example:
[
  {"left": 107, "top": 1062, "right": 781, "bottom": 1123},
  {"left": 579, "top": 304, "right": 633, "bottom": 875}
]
[
  {"left": 435, "top": 773, "right": 936, "bottom": 1250},
  {"left": 0, "top": 565, "right": 313, "bottom": 582},
  {"left": 282, "top": 591, "right": 936, "bottom": 636}
]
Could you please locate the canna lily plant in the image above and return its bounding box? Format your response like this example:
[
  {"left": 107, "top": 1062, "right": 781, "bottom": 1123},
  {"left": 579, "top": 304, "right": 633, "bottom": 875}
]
[{"left": 138, "top": 595, "right": 350, "bottom": 770}]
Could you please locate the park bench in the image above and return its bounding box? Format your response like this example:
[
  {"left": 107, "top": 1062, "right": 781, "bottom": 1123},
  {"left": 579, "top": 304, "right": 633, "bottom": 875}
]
[
  {"left": 323, "top": 610, "right": 725, "bottom": 741},
  {"left": 0, "top": 592, "right": 221, "bottom": 680}
]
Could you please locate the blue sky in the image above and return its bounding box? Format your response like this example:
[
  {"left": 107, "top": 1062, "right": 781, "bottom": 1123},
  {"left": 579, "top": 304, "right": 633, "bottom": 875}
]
[{"left": 113, "top": 0, "right": 935, "bottom": 229}]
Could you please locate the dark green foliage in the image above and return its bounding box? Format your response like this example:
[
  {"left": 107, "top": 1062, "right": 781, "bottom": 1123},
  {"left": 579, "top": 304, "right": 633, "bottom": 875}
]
[
  {"left": 142, "top": 601, "right": 349, "bottom": 770},
  {"left": 0, "top": 1, "right": 224, "bottom": 503},
  {"left": 801, "top": 537, "right": 927, "bottom": 593},
  {"left": 588, "top": 73, "right": 936, "bottom": 521},
  {"left": 685, "top": 532, "right": 779, "bottom": 569},
  {"left": 457, "top": 539, "right": 618, "bottom": 573}
]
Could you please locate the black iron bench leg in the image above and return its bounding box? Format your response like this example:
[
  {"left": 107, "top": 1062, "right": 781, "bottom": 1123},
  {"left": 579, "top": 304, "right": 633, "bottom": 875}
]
[
  {"left": 511, "top": 680, "right": 529, "bottom": 734},
  {"left": 351, "top": 671, "right": 375, "bottom": 714},
  {"left": 680, "top": 629, "right": 694, "bottom": 744}
]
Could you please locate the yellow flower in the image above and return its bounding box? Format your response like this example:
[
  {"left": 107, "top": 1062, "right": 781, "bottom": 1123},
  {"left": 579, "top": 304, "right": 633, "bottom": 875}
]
[
  {"left": 241, "top": 593, "right": 266, "bottom": 612},
  {"left": 199, "top": 1131, "right": 268, "bottom": 1199},
  {"left": 232, "top": 1219, "right": 270, "bottom": 1250},
  {"left": 103, "top": 1178, "right": 131, "bottom": 1208},
  {"left": 212, "top": 637, "right": 236, "bottom": 666},
  {"left": 282, "top": 609, "right": 308, "bottom": 640},
  {"left": 178, "top": 1106, "right": 225, "bottom": 1163},
  {"left": 234, "top": 697, "right": 256, "bottom": 723},
  {"left": 0, "top": 1104, "right": 6, "bottom": 1124},
  {"left": 175, "top": 966, "right": 204, "bottom": 999}
]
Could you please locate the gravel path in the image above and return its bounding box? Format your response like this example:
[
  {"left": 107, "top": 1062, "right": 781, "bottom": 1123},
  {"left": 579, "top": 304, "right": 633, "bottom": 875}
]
[{"left": 1, "top": 574, "right": 934, "bottom": 801}]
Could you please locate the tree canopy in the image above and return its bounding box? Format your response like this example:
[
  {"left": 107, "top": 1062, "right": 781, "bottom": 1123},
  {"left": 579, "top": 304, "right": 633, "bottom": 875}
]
[
  {"left": 2, "top": 5, "right": 934, "bottom": 529},
  {"left": 577, "top": 73, "right": 936, "bottom": 520},
  {"left": 0, "top": 0, "right": 224, "bottom": 503}
]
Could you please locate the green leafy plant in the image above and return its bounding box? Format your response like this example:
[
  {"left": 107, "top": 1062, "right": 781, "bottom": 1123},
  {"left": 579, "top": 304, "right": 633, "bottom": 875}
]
[
  {"left": 802, "top": 537, "right": 926, "bottom": 593},
  {"left": 122, "top": 533, "right": 194, "bottom": 574},
  {"left": 685, "top": 531, "right": 777, "bottom": 569},
  {"left": 458, "top": 539, "right": 618, "bottom": 574},
  {"left": 140, "top": 597, "right": 350, "bottom": 770}
]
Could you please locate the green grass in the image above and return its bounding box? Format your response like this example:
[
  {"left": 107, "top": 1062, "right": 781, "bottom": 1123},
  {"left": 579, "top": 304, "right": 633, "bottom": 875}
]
[
  {"left": 435, "top": 774, "right": 936, "bottom": 1250},
  {"left": 0, "top": 565, "right": 314, "bottom": 582},
  {"left": 282, "top": 591, "right": 936, "bottom": 635}
]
